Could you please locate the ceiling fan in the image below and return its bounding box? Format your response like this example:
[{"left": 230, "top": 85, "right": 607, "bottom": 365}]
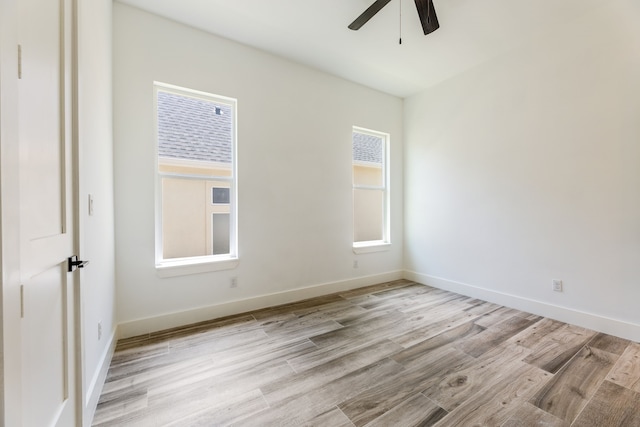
[{"left": 348, "top": 0, "right": 439, "bottom": 35}]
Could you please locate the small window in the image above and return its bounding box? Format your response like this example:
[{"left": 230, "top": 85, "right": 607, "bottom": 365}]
[
  {"left": 212, "top": 187, "right": 230, "bottom": 204},
  {"left": 352, "top": 127, "right": 390, "bottom": 248},
  {"left": 154, "top": 82, "right": 237, "bottom": 270}
]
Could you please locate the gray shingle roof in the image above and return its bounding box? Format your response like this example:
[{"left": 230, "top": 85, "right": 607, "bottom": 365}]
[
  {"left": 157, "top": 91, "right": 232, "bottom": 163},
  {"left": 353, "top": 132, "right": 383, "bottom": 164}
]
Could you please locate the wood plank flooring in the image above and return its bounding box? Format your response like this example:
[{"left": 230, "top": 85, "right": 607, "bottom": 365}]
[{"left": 93, "top": 280, "right": 640, "bottom": 426}]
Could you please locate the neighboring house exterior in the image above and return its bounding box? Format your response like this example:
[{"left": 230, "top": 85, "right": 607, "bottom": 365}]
[
  {"left": 353, "top": 132, "right": 386, "bottom": 243},
  {"left": 157, "top": 91, "right": 232, "bottom": 259}
]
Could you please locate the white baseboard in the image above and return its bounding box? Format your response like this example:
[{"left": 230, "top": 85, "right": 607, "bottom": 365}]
[
  {"left": 404, "top": 271, "right": 640, "bottom": 342},
  {"left": 84, "top": 328, "right": 117, "bottom": 426},
  {"left": 118, "top": 271, "right": 404, "bottom": 339}
]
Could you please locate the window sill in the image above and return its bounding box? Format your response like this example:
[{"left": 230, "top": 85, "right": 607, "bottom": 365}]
[
  {"left": 352, "top": 242, "right": 391, "bottom": 254},
  {"left": 156, "top": 256, "right": 239, "bottom": 278}
]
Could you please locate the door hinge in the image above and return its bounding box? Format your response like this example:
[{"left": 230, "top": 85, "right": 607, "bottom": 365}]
[
  {"left": 20, "top": 284, "right": 25, "bottom": 318},
  {"left": 18, "top": 44, "right": 22, "bottom": 79}
]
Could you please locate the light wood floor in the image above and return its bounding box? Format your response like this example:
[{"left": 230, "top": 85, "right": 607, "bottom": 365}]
[{"left": 93, "top": 280, "right": 640, "bottom": 426}]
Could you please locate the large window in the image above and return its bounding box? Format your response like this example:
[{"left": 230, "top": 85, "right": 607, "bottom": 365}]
[
  {"left": 352, "top": 127, "right": 390, "bottom": 250},
  {"left": 154, "top": 82, "right": 237, "bottom": 272}
]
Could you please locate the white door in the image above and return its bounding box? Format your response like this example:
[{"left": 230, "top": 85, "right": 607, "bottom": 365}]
[{"left": 18, "top": 0, "right": 79, "bottom": 425}]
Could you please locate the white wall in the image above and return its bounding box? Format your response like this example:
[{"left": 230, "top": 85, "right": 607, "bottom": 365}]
[
  {"left": 77, "top": 0, "right": 116, "bottom": 422},
  {"left": 113, "top": 4, "right": 404, "bottom": 336},
  {"left": 405, "top": 1, "right": 640, "bottom": 340}
]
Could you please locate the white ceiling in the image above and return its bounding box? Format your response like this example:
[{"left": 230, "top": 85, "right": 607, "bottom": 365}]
[{"left": 117, "top": 0, "right": 602, "bottom": 98}]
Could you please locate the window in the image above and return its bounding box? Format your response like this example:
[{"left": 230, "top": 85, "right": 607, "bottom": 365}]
[
  {"left": 212, "top": 187, "right": 230, "bottom": 204},
  {"left": 352, "top": 127, "right": 390, "bottom": 252},
  {"left": 154, "top": 82, "right": 237, "bottom": 274}
]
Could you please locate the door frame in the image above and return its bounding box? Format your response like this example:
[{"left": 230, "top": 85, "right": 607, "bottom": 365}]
[{"left": 1, "top": 0, "right": 24, "bottom": 424}]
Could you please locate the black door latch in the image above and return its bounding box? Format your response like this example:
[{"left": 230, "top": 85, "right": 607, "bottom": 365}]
[{"left": 68, "top": 255, "right": 90, "bottom": 272}]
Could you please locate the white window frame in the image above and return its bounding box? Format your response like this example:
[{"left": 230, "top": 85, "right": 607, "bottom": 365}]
[
  {"left": 352, "top": 126, "right": 391, "bottom": 254},
  {"left": 154, "top": 82, "right": 239, "bottom": 277}
]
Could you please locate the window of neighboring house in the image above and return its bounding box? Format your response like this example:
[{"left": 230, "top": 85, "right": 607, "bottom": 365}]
[
  {"left": 352, "top": 127, "right": 390, "bottom": 252},
  {"left": 154, "top": 82, "right": 238, "bottom": 275}
]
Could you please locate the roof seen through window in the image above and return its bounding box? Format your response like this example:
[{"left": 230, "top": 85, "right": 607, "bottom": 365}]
[
  {"left": 353, "top": 132, "right": 383, "bottom": 164},
  {"left": 157, "top": 91, "right": 233, "bottom": 163}
]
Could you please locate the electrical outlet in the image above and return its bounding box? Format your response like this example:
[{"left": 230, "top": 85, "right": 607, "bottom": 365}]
[
  {"left": 230, "top": 277, "right": 238, "bottom": 288},
  {"left": 353, "top": 260, "right": 359, "bottom": 269},
  {"left": 552, "top": 279, "right": 563, "bottom": 292},
  {"left": 98, "top": 321, "right": 103, "bottom": 340}
]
